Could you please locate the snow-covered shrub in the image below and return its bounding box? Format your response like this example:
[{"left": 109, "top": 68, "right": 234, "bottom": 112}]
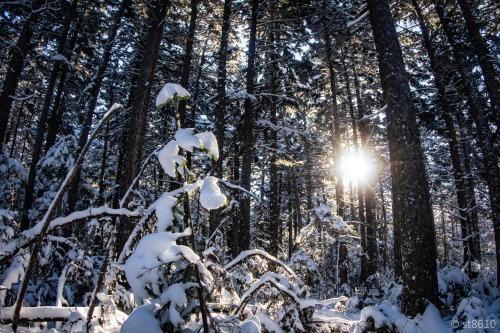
[
  {"left": 32, "top": 135, "right": 78, "bottom": 219},
  {"left": 225, "top": 250, "right": 315, "bottom": 332},
  {"left": 452, "top": 296, "right": 500, "bottom": 333},
  {"left": 0, "top": 148, "right": 27, "bottom": 218},
  {"left": 289, "top": 247, "right": 320, "bottom": 286},
  {"left": 350, "top": 304, "right": 416, "bottom": 333},
  {"left": 294, "top": 204, "right": 355, "bottom": 298},
  {"left": 438, "top": 266, "right": 471, "bottom": 312},
  {"left": 380, "top": 279, "right": 402, "bottom": 307},
  {"left": 469, "top": 270, "right": 499, "bottom": 303}
]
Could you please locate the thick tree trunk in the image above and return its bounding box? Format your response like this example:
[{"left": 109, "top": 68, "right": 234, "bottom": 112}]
[
  {"left": 0, "top": 0, "right": 46, "bottom": 146},
  {"left": 116, "top": 0, "right": 170, "bottom": 252},
  {"left": 366, "top": 0, "right": 439, "bottom": 316}
]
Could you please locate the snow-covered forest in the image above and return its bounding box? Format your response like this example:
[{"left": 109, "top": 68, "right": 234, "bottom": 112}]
[{"left": 0, "top": 0, "right": 499, "bottom": 332}]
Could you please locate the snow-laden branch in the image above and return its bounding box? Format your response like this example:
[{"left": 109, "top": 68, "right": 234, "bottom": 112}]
[
  {"left": 346, "top": 9, "right": 369, "bottom": 28},
  {"left": 0, "top": 206, "right": 138, "bottom": 262},
  {"left": 224, "top": 249, "right": 298, "bottom": 279},
  {"left": 256, "top": 119, "right": 306, "bottom": 137},
  {"left": 0, "top": 306, "right": 93, "bottom": 323},
  {"left": 119, "top": 141, "right": 168, "bottom": 208},
  {"left": 234, "top": 272, "right": 314, "bottom": 316},
  {"left": 11, "top": 103, "right": 123, "bottom": 331},
  {"left": 218, "top": 179, "right": 262, "bottom": 203}
]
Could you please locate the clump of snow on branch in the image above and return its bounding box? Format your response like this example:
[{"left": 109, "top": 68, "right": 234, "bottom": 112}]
[
  {"left": 155, "top": 83, "right": 190, "bottom": 107},
  {"left": 155, "top": 195, "right": 177, "bottom": 231},
  {"left": 200, "top": 176, "right": 226, "bottom": 210},
  {"left": 157, "top": 141, "right": 184, "bottom": 178},
  {"left": 124, "top": 229, "right": 198, "bottom": 301},
  {"left": 157, "top": 128, "right": 221, "bottom": 178},
  {"left": 195, "top": 131, "right": 219, "bottom": 159},
  {"left": 175, "top": 128, "right": 202, "bottom": 152}
]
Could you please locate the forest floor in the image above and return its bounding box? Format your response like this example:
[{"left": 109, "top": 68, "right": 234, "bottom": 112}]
[{"left": 0, "top": 303, "right": 463, "bottom": 333}]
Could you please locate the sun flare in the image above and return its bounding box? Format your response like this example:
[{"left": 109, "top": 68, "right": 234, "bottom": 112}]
[{"left": 339, "top": 152, "right": 374, "bottom": 181}]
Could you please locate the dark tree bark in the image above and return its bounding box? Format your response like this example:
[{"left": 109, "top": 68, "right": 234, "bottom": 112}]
[
  {"left": 342, "top": 47, "right": 372, "bottom": 283},
  {"left": 177, "top": 0, "right": 199, "bottom": 129},
  {"left": 433, "top": 0, "right": 500, "bottom": 285},
  {"left": 210, "top": 0, "right": 232, "bottom": 238},
  {"left": 322, "top": 13, "right": 348, "bottom": 288},
  {"left": 366, "top": 0, "right": 439, "bottom": 316},
  {"left": 214, "top": 0, "right": 232, "bottom": 179},
  {"left": 66, "top": 0, "right": 130, "bottom": 213},
  {"left": 44, "top": 18, "right": 81, "bottom": 151},
  {"left": 239, "top": 0, "right": 259, "bottom": 254},
  {"left": 348, "top": 48, "right": 378, "bottom": 280},
  {"left": 455, "top": 0, "right": 500, "bottom": 112},
  {"left": 20, "top": 0, "right": 80, "bottom": 231},
  {"left": 116, "top": 0, "right": 170, "bottom": 252},
  {"left": 453, "top": 0, "right": 500, "bottom": 286},
  {"left": 268, "top": 28, "right": 280, "bottom": 258},
  {"left": 412, "top": 0, "right": 481, "bottom": 275},
  {"left": 323, "top": 26, "right": 344, "bottom": 220},
  {"left": 0, "top": 0, "right": 46, "bottom": 146}
]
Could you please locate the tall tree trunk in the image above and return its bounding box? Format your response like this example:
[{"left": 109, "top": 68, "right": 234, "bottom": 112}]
[
  {"left": 342, "top": 47, "right": 373, "bottom": 282},
  {"left": 323, "top": 12, "right": 347, "bottom": 289},
  {"left": 177, "top": 0, "right": 199, "bottom": 129},
  {"left": 323, "top": 26, "right": 344, "bottom": 219},
  {"left": 20, "top": 0, "right": 79, "bottom": 231},
  {"left": 44, "top": 18, "right": 82, "bottom": 151},
  {"left": 453, "top": 0, "right": 500, "bottom": 285},
  {"left": 455, "top": 0, "right": 500, "bottom": 112},
  {"left": 210, "top": 0, "right": 232, "bottom": 237},
  {"left": 268, "top": 28, "right": 280, "bottom": 258},
  {"left": 239, "top": 0, "right": 259, "bottom": 254},
  {"left": 412, "top": 0, "right": 481, "bottom": 276},
  {"left": 67, "top": 0, "right": 130, "bottom": 213},
  {"left": 116, "top": 0, "right": 170, "bottom": 253},
  {"left": 351, "top": 52, "right": 379, "bottom": 279},
  {"left": 366, "top": 0, "right": 439, "bottom": 316},
  {"left": 434, "top": 0, "right": 499, "bottom": 285},
  {"left": 0, "top": 0, "right": 46, "bottom": 146}
]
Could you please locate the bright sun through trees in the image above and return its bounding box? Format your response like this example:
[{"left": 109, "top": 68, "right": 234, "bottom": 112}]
[{"left": 339, "top": 152, "right": 374, "bottom": 182}]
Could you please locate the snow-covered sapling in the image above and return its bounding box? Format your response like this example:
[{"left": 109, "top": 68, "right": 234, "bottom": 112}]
[{"left": 122, "top": 84, "right": 226, "bottom": 333}]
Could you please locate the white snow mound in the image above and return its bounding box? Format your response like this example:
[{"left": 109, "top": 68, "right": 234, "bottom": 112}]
[
  {"left": 175, "top": 128, "right": 202, "bottom": 152},
  {"left": 200, "top": 176, "right": 226, "bottom": 210},
  {"left": 156, "top": 83, "right": 190, "bottom": 107}
]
